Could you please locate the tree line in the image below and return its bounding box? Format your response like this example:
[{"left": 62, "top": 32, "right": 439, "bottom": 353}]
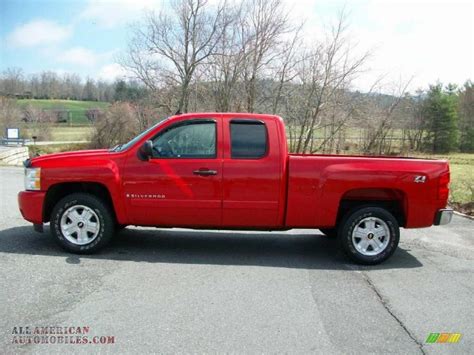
[
  {"left": 393, "top": 82, "right": 473, "bottom": 154},
  {"left": 0, "top": 68, "right": 146, "bottom": 103}
]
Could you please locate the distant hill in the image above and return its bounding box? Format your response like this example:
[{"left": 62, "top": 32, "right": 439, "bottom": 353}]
[{"left": 17, "top": 99, "right": 109, "bottom": 124}]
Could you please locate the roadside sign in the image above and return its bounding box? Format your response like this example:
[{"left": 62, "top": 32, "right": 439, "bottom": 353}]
[{"left": 6, "top": 128, "right": 20, "bottom": 139}]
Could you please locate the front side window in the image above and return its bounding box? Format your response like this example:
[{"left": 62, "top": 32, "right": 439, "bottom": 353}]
[
  {"left": 230, "top": 121, "right": 267, "bottom": 158},
  {"left": 152, "top": 121, "right": 216, "bottom": 158}
]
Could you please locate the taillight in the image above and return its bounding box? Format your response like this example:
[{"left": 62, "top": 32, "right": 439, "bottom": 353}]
[{"left": 438, "top": 172, "right": 450, "bottom": 200}]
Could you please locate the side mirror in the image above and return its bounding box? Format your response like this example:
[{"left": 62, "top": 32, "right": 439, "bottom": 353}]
[{"left": 139, "top": 140, "right": 153, "bottom": 160}]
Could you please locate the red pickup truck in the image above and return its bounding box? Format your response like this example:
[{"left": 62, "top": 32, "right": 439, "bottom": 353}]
[{"left": 18, "top": 112, "right": 453, "bottom": 264}]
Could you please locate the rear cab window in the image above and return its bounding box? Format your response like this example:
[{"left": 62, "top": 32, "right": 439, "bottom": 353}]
[{"left": 230, "top": 120, "right": 268, "bottom": 159}]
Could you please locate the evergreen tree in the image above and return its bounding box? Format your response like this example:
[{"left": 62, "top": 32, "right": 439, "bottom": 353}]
[
  {"left": 114, "top": 80, "right": 128, "bottom": 101},
  {"left": 458, "top": 81, "right": 474, "bottom": 152},
  {"left": 114, "top": 80, "right": 147, "bottom": 102},
  {"left": 423, "top": 84, "right": 458, "bottom": 153}
]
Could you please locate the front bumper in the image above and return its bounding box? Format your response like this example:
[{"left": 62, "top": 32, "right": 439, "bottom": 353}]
[
  {"left": 434, "top": 208, "right": 454, "bottom": 225},
  {"left": 18, "top": 190, "right": 46, "bottom": 224}
]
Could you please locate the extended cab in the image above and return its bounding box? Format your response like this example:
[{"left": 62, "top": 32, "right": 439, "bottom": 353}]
[{"left": 18, "top": 113, "right": 453, "bottom": 264}]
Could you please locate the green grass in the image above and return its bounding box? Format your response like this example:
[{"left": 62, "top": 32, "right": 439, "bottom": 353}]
[
  {"left": 50, "top": 126, "right": 94, "bottom": 141},
  {"left": 17, "top": 99, "right": 109, "bottom": 124},
  {"left": 23, "top": 125, "right": 94, "bottom": 142},
  {"left": 435, "top": 154, "right": 473, "bottom": 206}
]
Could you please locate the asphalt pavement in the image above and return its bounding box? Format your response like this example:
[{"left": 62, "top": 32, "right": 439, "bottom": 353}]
[{"left": 0, "top": 166, "right": 473, "bottom": 354}]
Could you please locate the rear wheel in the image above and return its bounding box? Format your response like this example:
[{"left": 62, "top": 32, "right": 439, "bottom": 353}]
[
  {"left": 51, "top": 193, "right": 115, "bottom": 254},
  {"left": 338, "top": 206, "right": 399, "bottom": 265}
]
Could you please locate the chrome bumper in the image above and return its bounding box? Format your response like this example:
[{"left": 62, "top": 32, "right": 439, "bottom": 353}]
[{"left": 434, "top": 208, "right": 454, "bottom": 225}]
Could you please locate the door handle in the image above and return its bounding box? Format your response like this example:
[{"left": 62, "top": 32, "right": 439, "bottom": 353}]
[{"left": 193, "top": 169, "right": 218, "bottom": 176}]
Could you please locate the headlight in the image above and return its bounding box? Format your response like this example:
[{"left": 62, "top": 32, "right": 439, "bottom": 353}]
[{"left": 25, "top": 168, "right": 41, "bottom": 191}]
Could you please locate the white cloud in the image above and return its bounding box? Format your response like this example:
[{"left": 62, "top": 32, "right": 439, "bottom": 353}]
[
  {"left": 58, "top": 47, "right": 100, "bottom": 67},
  {"left": 80, "top": 0, "right": 159, "bottom": 28},
  {"left": 98, "top": 63, "right": 129, "bottom": 81},
  {"left": 57, "top": 47, "right": 118, "bottom": 69},
  {"left": 6, "top": 20, "right": 72, "bottom": 48}
]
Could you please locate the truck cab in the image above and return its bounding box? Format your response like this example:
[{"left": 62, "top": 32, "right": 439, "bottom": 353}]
[{"left": 121, "top": 113, "right": 287, "bottom": 229}]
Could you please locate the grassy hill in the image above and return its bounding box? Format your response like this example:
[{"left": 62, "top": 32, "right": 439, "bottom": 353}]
[{"left": 17, "top": 99, "right": 109, "bottom": 124}]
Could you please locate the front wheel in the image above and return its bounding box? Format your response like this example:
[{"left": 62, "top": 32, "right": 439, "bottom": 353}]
[
  {"left": 339, "top": 206, "right": 399, "bottom": 265},
  {"left": 50, "top": 193, "right": 115, "bottom": 254}
]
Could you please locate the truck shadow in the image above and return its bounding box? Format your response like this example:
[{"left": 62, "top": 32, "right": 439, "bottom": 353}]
[{"left": 0, "top": 226, "right": 422, "bottom": 270}]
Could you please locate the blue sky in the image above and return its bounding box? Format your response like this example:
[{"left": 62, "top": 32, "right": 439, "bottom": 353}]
[
  {"left": 0, "top": 0, "right": 140, "bottom": 79},
  {"left": 0, "top": 0, "right": 473, "bottom": 92}
]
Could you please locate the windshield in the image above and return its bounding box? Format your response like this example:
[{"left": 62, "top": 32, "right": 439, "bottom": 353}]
[{"left": 111, "top": 117, "right": 170, "bottom": 152}]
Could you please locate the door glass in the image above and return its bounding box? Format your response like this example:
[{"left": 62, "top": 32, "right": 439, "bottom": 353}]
[
  {"left": 152, "top": 121, "right": 216, "bottom": 158},
  {"left": 230, "top": 121, "right": 267, "bottom": 158}
]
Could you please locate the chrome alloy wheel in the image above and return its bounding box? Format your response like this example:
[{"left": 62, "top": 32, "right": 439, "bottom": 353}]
[
  {"left": 60, "top": 205, "right": 100, "bottom": 245},
  {"left": 351, "top": 217, "right": 390, "bottom": 256}
]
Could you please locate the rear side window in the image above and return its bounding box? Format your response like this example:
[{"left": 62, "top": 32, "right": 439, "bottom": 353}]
[{"left": 230, "top": 120, "right": 267, "bottom": 158}]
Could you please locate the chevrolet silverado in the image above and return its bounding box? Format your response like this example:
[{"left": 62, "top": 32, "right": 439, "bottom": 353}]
[{"left": 18, "top": 112, "right": 453, "bottom": 264}]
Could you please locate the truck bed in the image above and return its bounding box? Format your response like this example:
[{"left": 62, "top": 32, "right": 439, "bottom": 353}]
[{"left": 285, "top": 154, "right": 449, "bottom": 228}]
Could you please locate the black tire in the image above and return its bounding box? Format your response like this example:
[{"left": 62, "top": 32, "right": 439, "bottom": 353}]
[
  {"left": 338, "top": 206, "right": 399, "bottom": 265},
  {"left": 50, "top": 193, "right": 115, "bottom": 254},
  {"left": 319, "top": 228, "right": 338, "bottom": 238}
]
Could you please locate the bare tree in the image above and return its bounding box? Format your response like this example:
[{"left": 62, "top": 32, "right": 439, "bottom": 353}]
[
  {"left": 91, "top": 102, "right": 138, "bottom": 148},
  {"left": 123, "top": 0, "right": 227, "bottom": 113},
  {"left": 22, "top": 105, "right": 54, "bottom": 140},
  {"left": 61, "top": 73, "right": 83, "bottom": 100},
  {"left": 269, "top": 23, "right": 303, "bottom": 115},
  {"left": 286, "top": 11, "right": 369, "bottom": 153},
  {"left": 402, "top": 90, "right": 426, "bottom": 152},
  {"left": 0, "top": 97, "right": 22, "bottom": 135},
  {"left": 39, "top": 71, "right": 61, "bottom": 99},
  {"left": 0, "top": 68, "right": 25, "bottom": 96},
  {"left": 360, "top": 78, "right": 412, "bottom": 154},
  {"left": 90, "top": 102, "right": 161, "bottom": 148},
  {"left": 204, "top": 1, "right": 247, "bottom": 111},
  {"left": 239, "top": 0, "right": 291, "bottom": 112},
  {"left": 85, "top": 108, "right": 103, "bottom": 123}
]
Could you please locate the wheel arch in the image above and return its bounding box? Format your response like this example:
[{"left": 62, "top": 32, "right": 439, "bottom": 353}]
[
  {"left": 336, "top": 188, "right": 407, "bottom": 227},
  {"left": 43, "top": 182, "right": 117, "bottom": 223}
]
